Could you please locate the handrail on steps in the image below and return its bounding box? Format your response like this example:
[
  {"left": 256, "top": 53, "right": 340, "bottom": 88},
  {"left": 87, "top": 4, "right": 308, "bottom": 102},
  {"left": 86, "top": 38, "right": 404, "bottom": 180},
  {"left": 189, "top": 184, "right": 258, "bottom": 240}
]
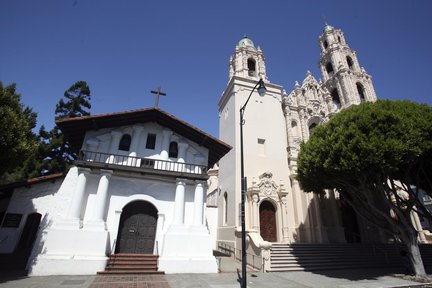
[{"left": 217, "top": 241, "right": 263, "bottom": 271}]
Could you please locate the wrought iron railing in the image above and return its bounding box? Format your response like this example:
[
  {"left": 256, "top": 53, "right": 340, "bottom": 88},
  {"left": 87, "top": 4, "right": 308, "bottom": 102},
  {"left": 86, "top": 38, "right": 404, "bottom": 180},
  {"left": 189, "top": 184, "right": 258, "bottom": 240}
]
[
  {"left": 217, "top": 241, "right": 263, "bottom": 271},
  {"left": 77, "top": 150, "right": 207, "bottom": 175}
]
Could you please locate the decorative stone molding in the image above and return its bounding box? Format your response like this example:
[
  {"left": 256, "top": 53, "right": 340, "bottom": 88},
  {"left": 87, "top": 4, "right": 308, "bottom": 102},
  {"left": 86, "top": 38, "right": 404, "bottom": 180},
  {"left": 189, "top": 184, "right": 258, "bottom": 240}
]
[{"left": 248, "top": 172, "right": 288, "bottom": 204}]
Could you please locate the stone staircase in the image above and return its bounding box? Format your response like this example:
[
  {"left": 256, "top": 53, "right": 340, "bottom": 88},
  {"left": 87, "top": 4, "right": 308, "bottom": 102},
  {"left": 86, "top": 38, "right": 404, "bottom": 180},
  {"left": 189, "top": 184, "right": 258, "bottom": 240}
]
[
  {"left": 267, "top": 243, "right": 432, "bottom": 272},
  {"left": 97, "top": 254, "right": 164, "bottom": 275}
]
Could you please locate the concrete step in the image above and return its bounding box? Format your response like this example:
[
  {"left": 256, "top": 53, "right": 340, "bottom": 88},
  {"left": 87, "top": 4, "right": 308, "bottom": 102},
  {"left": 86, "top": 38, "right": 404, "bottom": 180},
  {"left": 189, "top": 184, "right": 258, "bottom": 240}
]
[{"left": 267, "top": 243, "right": 432, "bottom": 272}]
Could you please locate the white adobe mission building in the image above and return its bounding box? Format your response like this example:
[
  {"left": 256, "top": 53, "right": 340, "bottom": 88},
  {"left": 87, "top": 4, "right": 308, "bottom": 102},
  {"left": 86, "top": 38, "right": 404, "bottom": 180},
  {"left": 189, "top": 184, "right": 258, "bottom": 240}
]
[{"left": 0, "top": 108, "right": 230, "bottom": 275}]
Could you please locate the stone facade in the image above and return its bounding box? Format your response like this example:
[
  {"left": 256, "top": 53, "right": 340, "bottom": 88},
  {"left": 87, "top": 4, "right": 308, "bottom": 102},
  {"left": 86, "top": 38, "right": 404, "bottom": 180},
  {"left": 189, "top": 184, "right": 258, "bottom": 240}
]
[{"left": 215, "top": 25, "right": 429, "bottom": 261}]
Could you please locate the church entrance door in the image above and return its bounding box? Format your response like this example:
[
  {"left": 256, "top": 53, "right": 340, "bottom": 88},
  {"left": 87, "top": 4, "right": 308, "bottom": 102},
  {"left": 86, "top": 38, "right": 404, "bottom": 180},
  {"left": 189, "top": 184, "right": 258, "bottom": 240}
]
[
  {"left": 116, "top": 201, "right": 158, "bottom": 254},
  {"left": 340, "top": 196, "right": 361, "bottom": 243},
  {"left": 260, "top": 200, "right": 277, "bottom": 242}
]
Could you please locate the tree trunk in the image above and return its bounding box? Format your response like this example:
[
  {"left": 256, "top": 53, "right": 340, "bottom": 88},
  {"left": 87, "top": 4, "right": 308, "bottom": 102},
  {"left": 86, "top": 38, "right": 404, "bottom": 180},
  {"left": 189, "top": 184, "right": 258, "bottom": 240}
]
[{"left": 404, "top": 231, "right": 426, "bottom": 276}]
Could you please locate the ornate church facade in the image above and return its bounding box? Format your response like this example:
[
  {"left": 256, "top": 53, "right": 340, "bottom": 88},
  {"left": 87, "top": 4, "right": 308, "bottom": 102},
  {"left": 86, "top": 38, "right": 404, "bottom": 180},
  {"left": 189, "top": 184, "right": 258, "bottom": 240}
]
[{"left": 214, "top": 24, "right": 430, "bottom": 260}]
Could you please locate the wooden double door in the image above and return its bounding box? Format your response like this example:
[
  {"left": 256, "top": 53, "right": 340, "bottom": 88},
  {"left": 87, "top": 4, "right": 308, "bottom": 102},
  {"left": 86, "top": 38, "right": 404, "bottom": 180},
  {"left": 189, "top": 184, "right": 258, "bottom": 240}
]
[
  {"left": 116, "top": 201, "right": 158, "bottom": 254},
  {"left": 260, "top": 200, "right": 277, "bottom": 242}
]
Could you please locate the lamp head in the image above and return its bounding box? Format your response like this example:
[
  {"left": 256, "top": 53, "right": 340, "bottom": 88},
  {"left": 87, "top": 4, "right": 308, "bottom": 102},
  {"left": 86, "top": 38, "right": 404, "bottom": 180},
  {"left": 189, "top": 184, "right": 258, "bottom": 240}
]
[{"left": 257, "top": 79, "right": 267, "bottom": 97}]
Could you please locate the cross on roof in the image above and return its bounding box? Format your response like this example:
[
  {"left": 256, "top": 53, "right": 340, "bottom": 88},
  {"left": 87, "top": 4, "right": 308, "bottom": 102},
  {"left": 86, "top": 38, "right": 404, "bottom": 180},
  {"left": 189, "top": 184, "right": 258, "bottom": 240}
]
[{"left": 150, "top": 87, "right": 166, "bottom": 109}]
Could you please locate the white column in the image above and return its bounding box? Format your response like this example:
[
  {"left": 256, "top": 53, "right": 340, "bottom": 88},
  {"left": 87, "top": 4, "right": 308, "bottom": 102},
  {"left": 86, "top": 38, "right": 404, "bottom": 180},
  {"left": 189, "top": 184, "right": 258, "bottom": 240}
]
[
  {"left": 68, "top": 168, "right": 91, "bottom": 220},
  {"left": 193, "top": 155, "right": 206, "bottom": 174},
  {"left": 311, "top": 194, "right": 326, "bottom": 243},
  {"left": 155, "top": 213, "right": 165, "bottom": 254},
  {"left": 252, "top": 194, "right": 260, "bottom": 230},
  {"left": 129, "top": 126, "right": 144, "bottom": 157},
  {"left": 193, "top": 181, "right": 205, "bottom": 226},
  {"left": 177, "top": 142, "right": 189, "bottom": 172},
  {"left": 108, "top": 131, "right": 122, "bottom": 163},
  {"left": 91, "top": 170, "right": 113, "bottom": 222},
  {"left": 177, "top": 142, "right": 189, "bottom": 163},
  {"left": 280, "top": 195, "right": 290, "bottom": 242},
  {"left": 85, "top": 139, "right": 99, "bottom": 158},
  {"left": 160, "top": 130, "right": 173, "bottom": 161},
  {"left": 173, "top": 178, "right": 186, "bottom": 225}
]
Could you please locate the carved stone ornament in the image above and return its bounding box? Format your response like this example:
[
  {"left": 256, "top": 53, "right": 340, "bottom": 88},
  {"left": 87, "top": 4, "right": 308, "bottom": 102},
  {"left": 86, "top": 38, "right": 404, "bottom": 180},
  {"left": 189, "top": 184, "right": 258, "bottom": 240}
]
[
  {"left": 306, "top": 100, "right": 326, "bottom": 118},
  {"left": 257, "top": 172, "right": 279, "bottom": 198}
]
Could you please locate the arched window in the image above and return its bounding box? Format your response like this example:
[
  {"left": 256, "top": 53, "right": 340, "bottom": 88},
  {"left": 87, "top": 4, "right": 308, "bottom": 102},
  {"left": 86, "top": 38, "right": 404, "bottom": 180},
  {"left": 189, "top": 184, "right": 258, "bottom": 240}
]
[
  {"left": 118, "top": 134, "right": 131, "bottom": 151},
  {"left": 356, "top": 83, "right": 366, "bottom": 102},
  {"left": 326, "top": 62, "right": 334, "bottom": 77},
  {"left": 323, "top": 40, "right": 328, "bottom": 49},
  {"left": 309, "top": 123, "right": 318, "bottom": 135},
  {"left": 223, "top": 192, "right": 228, "bottom": 225},
  {"left": 247, "top": 58, "right": 256, "bottom": 76},
  {"left": 338, "top": 36, "right": 341, "bottom": 43},
  {"left": 346, "top": 56, "right": 354, "bottom": 70},
  {"left": 169, "top": 141, "right": 178, "bottom": 158},
  {"left": 331, "top": 89, "right": 341, "bottom": 108}
]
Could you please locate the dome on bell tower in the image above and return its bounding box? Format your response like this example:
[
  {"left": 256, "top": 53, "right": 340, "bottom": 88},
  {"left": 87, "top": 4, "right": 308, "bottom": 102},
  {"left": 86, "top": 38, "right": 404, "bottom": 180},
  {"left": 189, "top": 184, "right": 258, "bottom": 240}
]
[{"left": 238, "top": 35, "right": 255, "bottom": 48}]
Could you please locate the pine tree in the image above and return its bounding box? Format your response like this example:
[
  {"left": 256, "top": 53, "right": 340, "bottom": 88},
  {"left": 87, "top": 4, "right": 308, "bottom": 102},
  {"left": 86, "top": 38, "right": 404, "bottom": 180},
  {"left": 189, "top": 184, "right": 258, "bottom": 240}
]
[
  {"left": 55, "top": 81, "right": 91, "bottom": 119},
  {"left": 39, "top": 81, "right": 91, "bottom": 175}
]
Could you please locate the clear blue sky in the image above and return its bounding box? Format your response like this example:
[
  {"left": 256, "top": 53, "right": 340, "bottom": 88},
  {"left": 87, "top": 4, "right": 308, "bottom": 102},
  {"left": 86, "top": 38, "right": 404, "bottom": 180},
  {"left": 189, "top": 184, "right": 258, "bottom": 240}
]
[{"left": 1, "top": 0, "right": 431, "bottom": 137}]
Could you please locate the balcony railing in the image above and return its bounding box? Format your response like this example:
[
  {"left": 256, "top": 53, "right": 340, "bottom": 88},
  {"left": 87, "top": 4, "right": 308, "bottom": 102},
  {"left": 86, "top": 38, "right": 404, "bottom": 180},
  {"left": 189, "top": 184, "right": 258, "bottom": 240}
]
[{"left": 77, "top": 150, "right": 208, "bottom": 176}]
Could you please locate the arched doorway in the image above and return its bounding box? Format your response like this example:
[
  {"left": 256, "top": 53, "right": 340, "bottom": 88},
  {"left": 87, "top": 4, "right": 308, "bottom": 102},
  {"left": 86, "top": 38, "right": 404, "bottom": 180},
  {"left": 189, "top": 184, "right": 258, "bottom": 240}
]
[
  {"left": 339, "top": 196, "right": 361, "bottom": 243},
  {"left": 259, "top": 200, "right": 277, "bottom": 242},
  {"left": 115, "top": 201, "right": 158, "bottom": 254}
]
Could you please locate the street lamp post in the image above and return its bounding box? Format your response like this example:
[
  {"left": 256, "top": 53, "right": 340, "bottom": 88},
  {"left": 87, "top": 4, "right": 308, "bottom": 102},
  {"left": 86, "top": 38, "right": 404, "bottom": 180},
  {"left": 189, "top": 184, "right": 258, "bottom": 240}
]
[{"left": 239, "top": 78, "right": 267, "bottom": 288}]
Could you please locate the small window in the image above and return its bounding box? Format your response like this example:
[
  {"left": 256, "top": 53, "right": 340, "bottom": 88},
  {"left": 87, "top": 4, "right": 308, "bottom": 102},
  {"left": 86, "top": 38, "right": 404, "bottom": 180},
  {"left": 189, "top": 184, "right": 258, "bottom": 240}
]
[
  {"left": 248, "top": 58, "right": 256, "bottom": 76},
  {"left": 118, "top": 134, "right": 131, "bottom": 151},
  {"left": 326, "top": 62, "right": 334, "bottom": 76},
  {"left": 356, "top": 83, "right": 366, "bottom": 102},
  {"left": 223, "top": 192, "right": 228, "bottom": 225},
  {"left": 258, "top": 138, "right": 265, "bottom": 155},
  {"left": 347, "top": 56, "right": 354, "bottom": 70},
  {"left": 169, "top": 141, "right": 178, "bottom": 158},
  {"left": 323, "top": 40, "right": 328, "bottom": 49},
  {"left": 145, "top": 133, "right": 156, "bottom": 149}
]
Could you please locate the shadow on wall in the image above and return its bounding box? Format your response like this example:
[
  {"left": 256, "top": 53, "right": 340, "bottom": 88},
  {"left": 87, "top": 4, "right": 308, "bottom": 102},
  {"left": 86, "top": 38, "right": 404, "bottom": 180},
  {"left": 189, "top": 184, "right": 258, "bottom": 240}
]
[
  {"left": 0, "top": 199, "right": 51, "bottom": 279},
  {"left": 290, "top": 194, "right": 418, "bottom": 279},
  {"left": 26, "top": 213, "right": 52, "bottom": 274}
]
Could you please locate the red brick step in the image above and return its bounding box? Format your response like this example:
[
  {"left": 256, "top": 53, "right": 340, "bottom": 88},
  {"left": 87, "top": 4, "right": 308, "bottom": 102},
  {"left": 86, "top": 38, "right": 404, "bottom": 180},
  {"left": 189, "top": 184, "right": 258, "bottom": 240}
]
[{"left": 97, "top": 253, "right": 164, "bottom": 275}]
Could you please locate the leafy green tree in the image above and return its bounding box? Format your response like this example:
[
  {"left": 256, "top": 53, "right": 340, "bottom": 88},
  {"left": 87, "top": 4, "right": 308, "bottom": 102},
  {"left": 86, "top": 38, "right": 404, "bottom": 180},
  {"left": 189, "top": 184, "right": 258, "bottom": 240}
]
[
  {"left": 297, "top": 100, "right": 432, "bottom": 276},
  {"left": 0, "top": 81, "right": 38, "bottom": 183}
]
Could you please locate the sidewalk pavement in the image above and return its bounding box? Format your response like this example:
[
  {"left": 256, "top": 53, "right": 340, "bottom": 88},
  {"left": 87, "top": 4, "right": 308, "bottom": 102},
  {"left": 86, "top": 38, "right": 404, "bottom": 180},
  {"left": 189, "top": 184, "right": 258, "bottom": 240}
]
[{"left": 0, "top": 268, "right": 430, "bottom": 288}]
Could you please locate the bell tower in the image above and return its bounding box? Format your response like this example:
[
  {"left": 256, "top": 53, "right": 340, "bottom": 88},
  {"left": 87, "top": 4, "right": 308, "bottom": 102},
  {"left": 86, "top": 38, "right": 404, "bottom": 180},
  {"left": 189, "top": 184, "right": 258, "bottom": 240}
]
[
  {"left": 318, "top": 24, "right": 377, "bottom": 109},
  {"left": 229, "top": 36, "right": 268, "bottom": 81},
  {"left": 218, "top": 36, "right": 294, "bottom": 244}
]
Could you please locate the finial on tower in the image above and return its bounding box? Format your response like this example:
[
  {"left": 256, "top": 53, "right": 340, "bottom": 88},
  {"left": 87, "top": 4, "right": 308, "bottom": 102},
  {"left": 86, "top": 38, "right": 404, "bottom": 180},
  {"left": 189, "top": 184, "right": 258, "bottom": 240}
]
[
  {"left": 322, "top": 15, "right": 334, "bottom": 32},
  {"left": 322, "top": 15, "right": 328, "bottom": 26}
]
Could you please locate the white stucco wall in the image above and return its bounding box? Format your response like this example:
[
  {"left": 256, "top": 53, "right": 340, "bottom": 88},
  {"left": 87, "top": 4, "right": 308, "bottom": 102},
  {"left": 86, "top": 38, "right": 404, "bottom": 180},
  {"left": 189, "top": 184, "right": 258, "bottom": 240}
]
[
  {"left": 82, "top": 122, "right": 209, "bottom": 166},
  {"left": 0, "top": 179, "right": 63, "bottom": 253}
]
